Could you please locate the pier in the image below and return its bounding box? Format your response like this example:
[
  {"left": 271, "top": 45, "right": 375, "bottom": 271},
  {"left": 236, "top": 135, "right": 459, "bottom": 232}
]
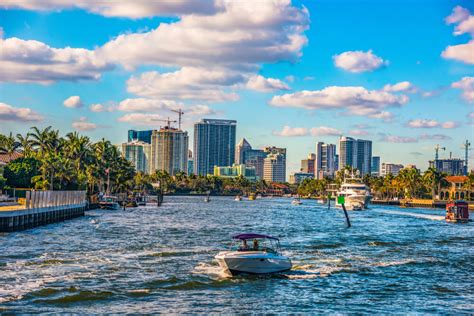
[{"left": 0, "top": 190, "right": 87, "bottom": 232}]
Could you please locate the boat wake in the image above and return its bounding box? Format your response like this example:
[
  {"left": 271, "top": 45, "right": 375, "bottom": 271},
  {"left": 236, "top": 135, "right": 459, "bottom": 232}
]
[{"left": 376, "top": 209, "right": 445, "bottom": 221}]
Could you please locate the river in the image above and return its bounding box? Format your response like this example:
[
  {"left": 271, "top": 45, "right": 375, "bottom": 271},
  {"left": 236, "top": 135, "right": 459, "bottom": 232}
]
[{"left": 1, "top": 196, "right": 473, "bottom": 313}]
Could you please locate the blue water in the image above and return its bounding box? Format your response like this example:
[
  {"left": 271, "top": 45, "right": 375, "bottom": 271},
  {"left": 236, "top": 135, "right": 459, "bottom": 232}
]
[{"left": 1, "top": 196, "right": 473, "bottom": 313}]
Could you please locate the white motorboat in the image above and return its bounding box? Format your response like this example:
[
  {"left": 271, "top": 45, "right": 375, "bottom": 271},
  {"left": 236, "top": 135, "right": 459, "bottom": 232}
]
[
  {"left": 291, "top": 197, "right": 302, "bottom": 205},
  {"left": 234, "top": 195, "right": 242, "bottom": 201},
  {"left": 215, "top": 233, "right": 292, "bottom": 275},
  {"left": 336, "top": 170, "right": 372, "bottom": 210},
  {"left": 99, "top": 196, "right": 120, "bottom": 210}
]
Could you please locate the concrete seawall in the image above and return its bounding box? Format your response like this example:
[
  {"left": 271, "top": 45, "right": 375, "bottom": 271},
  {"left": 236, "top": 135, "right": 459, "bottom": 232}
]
[{"left": 0, "top": 190, "right": 86, "bottom": 232}]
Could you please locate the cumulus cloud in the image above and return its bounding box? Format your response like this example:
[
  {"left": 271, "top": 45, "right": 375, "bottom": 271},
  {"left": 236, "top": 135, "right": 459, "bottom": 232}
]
[
  {"left": 442, "top": 6, "right": 474, "bottom": 64},
  {"left": 117, "top": 113, "right": 163, "bottom": 126},
  {"left": 117, "top": 98, "right": 182, "bottom": 112},
  {"left": 72, "top": 117, "right": 97, "bottom": 131},
  {"left": 269, "top": 86, "right": 407, "bottom": 120},
  {"left": 272, "top": 126, "right": 308, "bottom": 137},
  {"left": 126, "top": 68, "right": 241, "bottom": 102},
  {"left": 310, "top": 126, "right": 342, "bottom": 136},
  {"left": 349, "top": 129, "right": 370, "bottom": 136},
  {"left": 89, "top": 103, "right": 114, "bottom": 112},
  {"left": 0, "top": 102, "right": 43, "bottom": 122},
  {"left": 246, "top": 75, "right": 290, "bottom": 92},
  {"left": 418, "top": 134, "right": 452, "bottom": 141},
  {"left": 383, "top": 81, "right": 417, "bottom": 93},
  {"left": 452, "top": 77, "right": 474, "bottom": 102},
  {"left": 63, "top": 96, "right": 83, "bottom": 108},
  {"left": 99, "top": 1, "right": 309, "bottom": 70},
  {"left": 0, "top": 37, "right": 113, "bottom": 84},
  {"left": 406, "top": 119, "right": 461, "bottom": 129},
  {"left": 380, "top": 134, "right": 418, "bottom": 143},
  {"left": 1, "top": 0, "right": 218, "bottom": 18},
  {"left": 333, "top": 50, "right": 388, "bottom": 73}
]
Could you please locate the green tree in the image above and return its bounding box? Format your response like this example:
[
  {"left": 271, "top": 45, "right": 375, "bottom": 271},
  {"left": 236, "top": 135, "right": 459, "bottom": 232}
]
[{"left": 3, "top": 157, "right": 41, "bottom": 188}]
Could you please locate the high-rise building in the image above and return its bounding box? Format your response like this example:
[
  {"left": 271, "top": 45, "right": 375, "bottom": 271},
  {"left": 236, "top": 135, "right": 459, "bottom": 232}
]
[
  {"left": 339, "top": 136, "right": 372, "bottom": 176},
  {"left": 150, "top": 127, "right": 189, "bottom": 176},
  {"left": 263, "top": 147, "right": 286, "bottom": 182},
  {"left": 194, "top": 119, "right": 237, "bottom": 175},
  {"left": 381, "top": 163, "right": 404, "bottom": 176},
  {"left": 371, "top": 156, "right": 381, "bottom": 176},
  {"left": 187, "top": 150, "right": 194, "bottom": 175},
  {"left": 301, "top": 153, "right": 316, "bottom": 174},
  {"left": 128, "top": 129, "right": 153, "bottom": 144},
  {"left": 244, "top": 150, "right": 267, "bottom": 179},
  {"left": 214, "top": 164, "right": 258, "bottom": 181},
  {"left": 315, "top": 142, "right": 336, "bottom": 179},
  {"left": 235, "top": 138, "right": 252, "bottom": 165},
  {"left": 289, "top": 172, "right": 314, "bottom": 184},
  {"left": 122, "top": 140, "right": 151, "bottom": 174},
  {"left": 429, "top": 159, "right": 465, "bottom": 175}
]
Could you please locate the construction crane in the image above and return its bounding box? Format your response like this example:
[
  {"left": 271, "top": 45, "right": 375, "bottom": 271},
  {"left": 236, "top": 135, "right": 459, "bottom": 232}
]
[
  {"left": 461, "top": 140, "right": 471, "bottom": 176},
  {"left": 171, "top": 109, "right": 184, "bottom": 130},
  {"left": 153, "top": 117, "right": 177, "bottom": 129},
  {"left": 434, "top": 144, "right": 446, "bottom": 161}
]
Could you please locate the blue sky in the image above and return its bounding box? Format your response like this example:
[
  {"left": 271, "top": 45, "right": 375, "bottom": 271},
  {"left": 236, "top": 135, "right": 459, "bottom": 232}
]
[{"left": 0, "top": 0, "right": 473, "bottom": 173}]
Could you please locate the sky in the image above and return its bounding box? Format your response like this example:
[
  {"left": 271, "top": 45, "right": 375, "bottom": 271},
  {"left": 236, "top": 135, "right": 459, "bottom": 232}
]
[{"left": 0, "top": 0, "right": 473, "bottom": 174}]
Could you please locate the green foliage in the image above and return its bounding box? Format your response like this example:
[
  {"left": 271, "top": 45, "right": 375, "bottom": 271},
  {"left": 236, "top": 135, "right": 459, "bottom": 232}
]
[{"left": 4, "top": 157, "right": 41, "bottom": 188}]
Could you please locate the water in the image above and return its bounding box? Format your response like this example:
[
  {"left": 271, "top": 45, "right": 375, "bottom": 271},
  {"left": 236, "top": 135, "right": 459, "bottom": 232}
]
[{"left": 1, "top": 196, "right": 473, "bottom": 313}]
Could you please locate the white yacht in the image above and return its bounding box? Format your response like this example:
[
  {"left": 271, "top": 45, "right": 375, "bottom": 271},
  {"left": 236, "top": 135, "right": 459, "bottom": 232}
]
[
  {"left": 215, "top": 234, "right": 292, "bottom": 275},
  {"left": 291, "top": 196, "right": 302, "bottom": 205},
  {"left": 336, "top": 170, "right": 372, "bottom": 210},
  {"left": 99, "top": 195, "right": 120, "bottom": 210}
]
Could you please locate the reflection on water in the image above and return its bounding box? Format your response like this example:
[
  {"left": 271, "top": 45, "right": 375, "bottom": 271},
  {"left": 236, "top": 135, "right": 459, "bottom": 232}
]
[{"left": 0, "top": 196, "right": 473, "bottom": 313}]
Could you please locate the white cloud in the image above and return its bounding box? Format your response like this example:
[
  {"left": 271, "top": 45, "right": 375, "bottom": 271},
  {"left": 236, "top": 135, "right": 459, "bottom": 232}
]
[
  {"left": 72, "top": 117, "right": 97, "bottom": 131},
  {"left": 349, "top": 129, "right": 370, "bottom": 136},
  {"left": 98, "top": 1, "right": 309, "bottom": 70},
  {"left": 442, "top": 7, "right": 474, "bottom": 64},
  {"left": 117, "top": 98, "right": 182, "bottom": 112},
  {"left": 246, "top": 75, "right": 290, "bottom": 92},
  {"left": 89, "top": 103, "right": 114, "bottom": 112},
  {"left": 117, "top": 113, "right": 163, "bottom": 126},
  {"left": 452, "top": 77, "right": 474, "bottom": 102},
  {"left": 383, "top": 81, "right": 417, "bottom": 93},
  {"left": 269, "top": 86, "right": 407, "bottom": 120},
  {"left": 0, "top": 37, "right": 112, "bottom": 84},
  {"left": 333, "top": 50, "right": 388, "bottom": 73},
  {"left": 63, "top": 96, "right": 83, "bottom": 108},
  {"left": 407, "top": 119, "right": 461, "bottom": 129},
  {"left": 380, "top": 134, "right": 418, "bottom": 143},
  {"left": 185, "top": 104, "right": 217, "bottom": 116},
  {"left": 442, "top": 41, "right": 474, "bottom": 64},
  {"left": 0, "top": 102, "right": 43, "bottom": 122},
  {"left": 272, "top": 126, "right": 308, "bottom": 137},
  {"left": 1, "top": 0, "right": 218, "bottom": 18},
  {"left": 310, "top": 126, "right": 342, "bottom": 136},
  {"left": 418, "top": 134, "right": 452, "bottom": 141},
  {"left": 126, "top": 68, "right": 241, "bottom": 102}
]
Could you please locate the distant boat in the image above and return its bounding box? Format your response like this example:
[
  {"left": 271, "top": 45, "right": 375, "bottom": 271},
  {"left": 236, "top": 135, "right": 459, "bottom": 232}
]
[
  {"left": 234, "top": 195, "right": 242, "bottom": 201},
  {"left": 291, "top": 196, "right": 302, "bottom": 205},
  {"left": 256, "top": 194, "right": 263, "bottom": 199},
  {"left": 248, "top": 194, "right": 256, "bottom": 201},
  {"left": 336, "top": 170, "right": 372, "bottom": 210},
  {"left": 446, "top": 200, "right": 470, "bottom": 223},
  {"left": 204, "top": 192, "right": 211, "bottom": 203},
  {"left": 99, "top": 196, "right": 120, "bottom": 210}
]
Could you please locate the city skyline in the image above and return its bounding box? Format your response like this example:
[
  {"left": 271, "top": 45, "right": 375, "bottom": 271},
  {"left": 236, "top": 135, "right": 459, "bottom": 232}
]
[{"left": 0, "top": 1, "right": 473, "bottom": 173}]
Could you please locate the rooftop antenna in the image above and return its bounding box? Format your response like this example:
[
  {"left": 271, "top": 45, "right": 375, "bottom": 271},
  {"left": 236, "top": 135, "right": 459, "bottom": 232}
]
[
  {"left": 462, "top": 140, "right": 471, "bottom": 176},
  {"left": 172, "top": 109, "right": 184, "bottom": 130}
]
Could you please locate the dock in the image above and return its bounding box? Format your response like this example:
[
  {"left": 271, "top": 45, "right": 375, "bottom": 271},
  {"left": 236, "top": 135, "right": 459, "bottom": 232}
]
[{"left": 0, "top": 190, "right": 86, "bottom": 232}]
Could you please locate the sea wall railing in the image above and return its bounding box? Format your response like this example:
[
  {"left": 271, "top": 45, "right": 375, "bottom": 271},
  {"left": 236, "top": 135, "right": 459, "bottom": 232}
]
[{"left": 25, "top": 190, "right": 86, "bottom": 209}]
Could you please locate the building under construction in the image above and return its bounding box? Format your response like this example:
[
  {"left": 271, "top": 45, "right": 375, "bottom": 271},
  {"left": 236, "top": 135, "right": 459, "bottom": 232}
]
[{"left": 150, "top": 126, "right": 189, "bottom": 176}]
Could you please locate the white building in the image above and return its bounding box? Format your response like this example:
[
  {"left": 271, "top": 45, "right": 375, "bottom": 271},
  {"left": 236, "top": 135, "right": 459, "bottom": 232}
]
[
  {"left": 315, "top": 142, "right": 336, "bottom": 179},
  {"left": 381, "top": 163, "right": 404, "bottom": 176},
  {"left": 122, "top": 140, "right": 151, "bottom": 174}
]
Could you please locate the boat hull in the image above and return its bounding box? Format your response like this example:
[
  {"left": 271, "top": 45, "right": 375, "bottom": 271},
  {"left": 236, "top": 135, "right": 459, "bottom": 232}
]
[
  {"left": 215, "top": 251, "right": 292, "bottom": 275},
  {"left": 99, "top": 202, "right": 120, "bottom": 210},
  {"left": 336, "top": 194, "right": 371, "bottom": 210}
]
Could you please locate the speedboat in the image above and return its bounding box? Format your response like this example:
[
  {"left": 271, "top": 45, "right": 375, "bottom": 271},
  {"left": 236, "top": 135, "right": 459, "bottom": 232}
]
[
  {"left": 446, "top": 200, "right": 470, "bottom": 223},
  {"left": 291, "top": 197, "right": 302, "bottom": 205},
  {"left": 215, "top": 233, "right": 292, "bottom": 275},
  {"left": 336, "top": 170, "right": 372, "bottom": 210},
  {"left": 234, "top": 195, "right": 242, "bottom": 201},
  {"left": 99, "top": 196, "right": 120, "bottom": 210}
]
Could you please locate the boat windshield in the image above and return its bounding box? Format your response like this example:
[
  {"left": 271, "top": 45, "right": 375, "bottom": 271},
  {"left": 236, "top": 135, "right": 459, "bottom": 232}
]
[{"left": 232, "top": 238, "right": 280, "bottom": 254}]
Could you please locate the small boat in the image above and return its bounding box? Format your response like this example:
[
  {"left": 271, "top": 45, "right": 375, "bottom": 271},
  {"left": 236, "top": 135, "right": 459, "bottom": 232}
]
[
  {"left": 215, "top": 233, "right": 292, "bottom": 275},
  {"left": 446, "top": 200, "right": 470, "bottom": 223},
  {"left": 234, "top": 195, "right": 242, "bottom": 201},
  {"left": 99, "top": 196, "right": 120, "bottom": 210},
  {"left": 316, "top": 199, "right": 325, "bottom": 204},
  {"left": 291, "top": 197, "right": 302, "bottom": 205},
  {"left": 204, "top": 192, "right": 211, "bottom": 203},
  {"left": 256, "top": 194, "right": 263, "bottom": 199},
  {"left": 248, "top": 194, "right": 256, "bottom": 201}
]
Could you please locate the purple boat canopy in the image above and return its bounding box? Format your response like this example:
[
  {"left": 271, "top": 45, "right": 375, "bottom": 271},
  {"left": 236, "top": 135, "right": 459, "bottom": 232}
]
[{"left": 232, "top": 233, "right": 279, "bottom": 240}]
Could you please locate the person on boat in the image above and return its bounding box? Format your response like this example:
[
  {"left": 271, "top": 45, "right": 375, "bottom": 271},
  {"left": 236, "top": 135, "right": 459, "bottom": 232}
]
[
  {"left": 240, "top": 240, "right": 249, "bottom": 251},
  {"left": 253, "top": 239, "right": 259, "bottom": 251}
]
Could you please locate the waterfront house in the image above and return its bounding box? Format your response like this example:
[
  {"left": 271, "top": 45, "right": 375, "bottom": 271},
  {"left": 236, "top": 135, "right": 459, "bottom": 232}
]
[{"left": 439, "top": 176, "right": 472, "bottom": 201}]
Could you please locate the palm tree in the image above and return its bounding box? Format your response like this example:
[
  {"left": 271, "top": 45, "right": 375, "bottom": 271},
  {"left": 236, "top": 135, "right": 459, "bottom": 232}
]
[
  {"left": 423, "top": 167, "right": 443, "bottom": 199},
  {"left": 16, "top": 133, "right": 32, "bottom": 157},
  {"left": 0, "top": 132, "right": 20, "bottom": 160}
]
